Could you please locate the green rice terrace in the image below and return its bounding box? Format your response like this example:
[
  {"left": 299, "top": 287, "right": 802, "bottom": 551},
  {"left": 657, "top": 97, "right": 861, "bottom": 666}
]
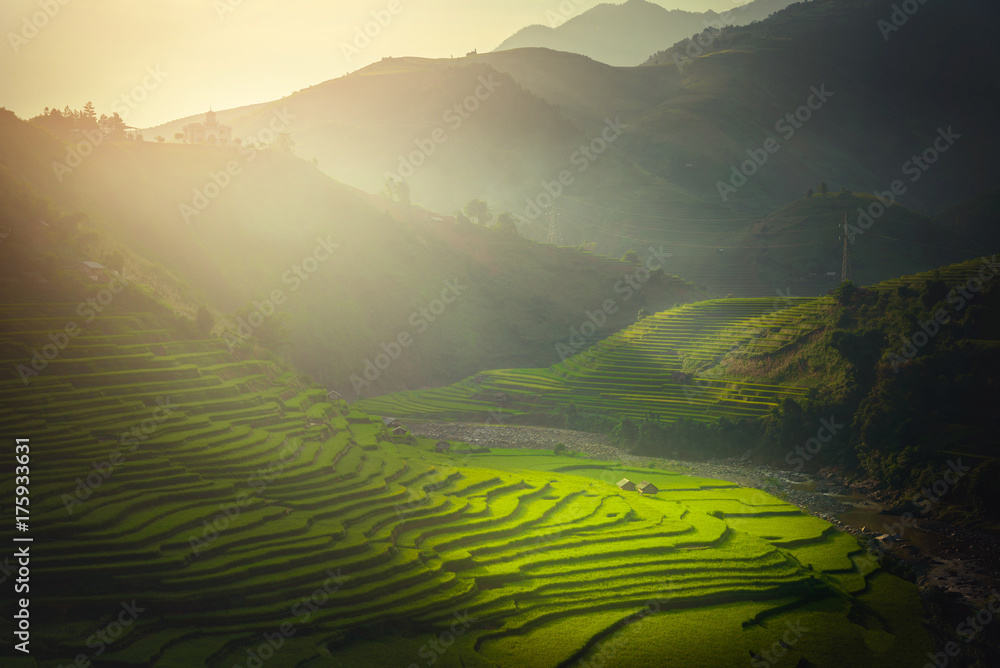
[
  {"left": 0, "top": 301, "right": 936, "bottom": 666},
  {"left": 356, "top": 296, "right": 827, "bottom": 424},
  {"left": 355, "top": 257, "right": 997, "bottom": 427}
]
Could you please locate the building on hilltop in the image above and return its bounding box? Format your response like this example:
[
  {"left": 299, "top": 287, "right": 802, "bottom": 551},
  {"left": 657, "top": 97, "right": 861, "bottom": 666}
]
[
  {"left": 183, "top": 110, "right": 232, "bottom": 145},
  {"left": 616, "top": 478, "right": 636, "bottom": 492}
]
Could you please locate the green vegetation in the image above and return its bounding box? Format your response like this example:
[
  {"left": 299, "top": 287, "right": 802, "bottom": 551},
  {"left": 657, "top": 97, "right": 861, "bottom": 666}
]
[
  {"left": 357, "top": 295, "right": 823, "bottom": 427},
  {"left": 360, "top": 257, "right": 1000, "bottom": 516},
  {"left": 0, "top": 298, "right": 934, "bottom": 666},
  {"left": 0, "top": 107, "right": 702, "bottom": 400}
]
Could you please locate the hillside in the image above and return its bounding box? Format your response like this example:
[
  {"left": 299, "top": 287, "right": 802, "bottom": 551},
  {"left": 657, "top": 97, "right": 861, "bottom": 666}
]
[
  {"left": 484, "top": 0, "right": 1000, "bottom": 216},
  {"left": 743, "top": 192, "right": 988, "bottom": 297},
  {"left": 934, "top": 186, "right": 1000, "bottom": 238},
  {"left": 8, "top": 1, "right": 1000, "bottom": 665},
  {"left": 637, "top": 0, "right": 1000, "bottom": 212},
  {"left": 0, "top": 109, "right": 701, "bottom": 398},
  {"left": 145, "top": 61, "right": 590, "bottom": 213},
  {"left": 492, "top": 0, "right": 797, "bottom": 67},
  {"left": 0, "top": 287, "right": 934, "bottom": 666},
  {"left": 358, "top": 256, "right": 1000, "bottom": 502},
  {"left": 128, "top": 0, "right": 1000, "bottom": 296}
]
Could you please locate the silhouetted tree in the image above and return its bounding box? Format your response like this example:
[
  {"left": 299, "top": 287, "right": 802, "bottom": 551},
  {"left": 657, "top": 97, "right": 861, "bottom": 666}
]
[
  {"left": 820, "top": 182, "right": 828, "bottom": 196},
  {"left": 834, "top": 280, "right": 857, "bottom": 305},
  {"left": 80, "top": 101, "right": 98, "bottom": 132},
  {"left": 806, "top": 187, "right": 814, "bottom": 198},
  {"left": 98, "top": 112, "right": 127, "bottom": 141},
  {"left": 495, "top": 212, "right": 519, "bottom": 236},
  {"left": 31, "top": 107, "right": 75, "bottom": 138},
  {"left": 464, "top": 199, "right": 493, "bottom": 226},
  {"left": 384, "top": 178, "right": 410, "bottom": 205}
]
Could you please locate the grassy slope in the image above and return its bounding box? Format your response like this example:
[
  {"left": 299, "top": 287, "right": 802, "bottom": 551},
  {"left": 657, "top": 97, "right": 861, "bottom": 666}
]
[
  {"left": 356, "top": 295, "right": 825, "bottom": 425},
  {"left": 640, "top": 0, "right": 1000, "bottom": 213},
  {"left": 357, "top": 256, "right": 1000, "bottom": 477},
  {"left": 0, "top": 290, "right": 932, "bottom": 667}
]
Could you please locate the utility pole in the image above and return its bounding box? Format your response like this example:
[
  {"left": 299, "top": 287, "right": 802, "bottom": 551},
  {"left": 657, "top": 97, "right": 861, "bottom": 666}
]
[
  {"left": 545, "top": 206, "right": 561, "bottom": 245},
  {"left": 841, "top": 214, "right": 853, "bottom": 283}
]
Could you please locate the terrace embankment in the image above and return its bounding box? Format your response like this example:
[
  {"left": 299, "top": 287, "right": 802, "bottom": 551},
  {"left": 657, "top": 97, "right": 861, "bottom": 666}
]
[{"left": 409, "top": 421, "right": 1000, "bottom": 605}]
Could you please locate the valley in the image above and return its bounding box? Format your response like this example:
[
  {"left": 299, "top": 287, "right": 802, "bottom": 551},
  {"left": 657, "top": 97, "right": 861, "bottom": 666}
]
[{"left": 3, "top": 0, "right": 1000, "bottom": 665}]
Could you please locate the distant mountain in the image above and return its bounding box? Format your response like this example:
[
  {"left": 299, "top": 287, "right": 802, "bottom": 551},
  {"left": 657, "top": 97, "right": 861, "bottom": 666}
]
[
  {"left": 138, "top": 0, "right": 1000, "bottom": 299},
  {"left": 492, "top": 0, "right": 797, "bottom": 66},
  {"left": 743, "top": 192, "right": 960, "bottom": 297},
  {"left": 934, "top": 186, "right": 1000, "bottom": 240}
]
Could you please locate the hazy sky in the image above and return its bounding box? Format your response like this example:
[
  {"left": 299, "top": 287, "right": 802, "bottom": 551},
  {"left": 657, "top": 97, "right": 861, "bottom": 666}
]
[{"left": 1, "top": 0, "right": 740, "bottom": 127}]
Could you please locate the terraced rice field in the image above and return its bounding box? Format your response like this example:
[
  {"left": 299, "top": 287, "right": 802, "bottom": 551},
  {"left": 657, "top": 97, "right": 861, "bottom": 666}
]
[
  {"left": 357, "top": 257, "right": 999, "bottom": 426},
  {"left": 356, "top": 296, "right": 826, "bottom": 423},
  {"left": 0, "top": 302, "right": 934, "bottom": 666}
]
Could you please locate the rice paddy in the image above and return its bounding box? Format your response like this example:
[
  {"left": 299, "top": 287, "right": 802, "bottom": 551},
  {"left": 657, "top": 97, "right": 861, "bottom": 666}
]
[
  {"left": 0, "top": 301, "right": 934, "bottom": 666},
  {"left": 356, "top": 295, "right": 826, "bottom": 424}
]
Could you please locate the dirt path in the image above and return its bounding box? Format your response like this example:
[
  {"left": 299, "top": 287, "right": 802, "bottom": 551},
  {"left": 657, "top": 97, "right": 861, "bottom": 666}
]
[{"left": 409, "top": 421, "right": 999, "bottom": 604}]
